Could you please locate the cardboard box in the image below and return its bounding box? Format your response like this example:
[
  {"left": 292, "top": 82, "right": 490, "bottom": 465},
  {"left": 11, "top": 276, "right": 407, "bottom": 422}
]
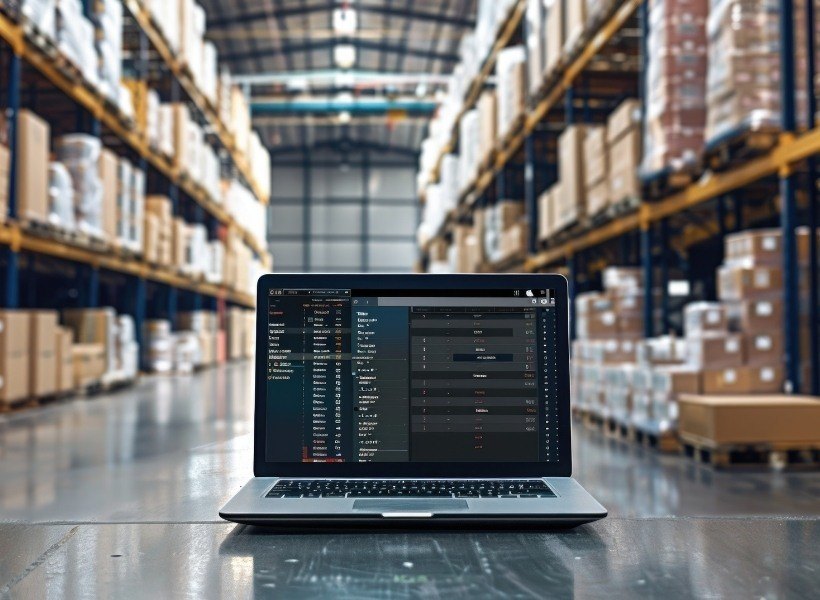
[
  {"left": 607, "top": 99, "right": 641, "bottom": 144},
  {"left": 544, "top": 0, "right": 564, "bottom": 75},
  {"left": 29, "top": 311, "right": 58, "bottom": 398},
  {"left": 724, "top": 227, "right": 819, "bottom": 267},
  {"left": 56, "top": 326, "right": 74, "bottom": 394},
  {"left": 0, "top": 311, "right": 30, "bottom": 404},
  {"left": 557, "top": 125, "right": 586, "bottom": 228},
  {"left": 478, "top": 90, "right": 497, "bottom": 157},
  {"left": 72, "top": 344, "right": 106, "bottom": 388},
  {"left": 684, "top": 302, "right": 729, "bottom": 337},
  {"left": 62, "top": 308, "right": 117, "bottom": 375},
  {"left": 98, "top": 148, "right": 119, "bottom": 242},
  {"left": 677, "top": 395, "right": 820, "bottom": 446},
  {"left": 717, "top": 265, "right": 783, "bottom": 301},
  {"left": 565, "top": 0, "right": 588, "bottom": 52},
  {"left": 687, "top": 333, "right": 745, "bottom": 369},
  {"left": 701, "top": 365, "right": 783, "bottom": 395},
  {"left": 651, "top": 367, "right": 702, "bottom": 398},
  {"left": 746, "top": 332, "right": 783, "bottom": 367},
  {"left": 728, "top": 299, "right": 782, "bottom": 333},
  {"left": 608, "top": 128, "right": 641, "bottom": 203},
  {"left": 584, "top": 125, "right": 608, "bottom": 189},
  {"left": 16, "top": 109, "right": 50, "bottom": 222}
]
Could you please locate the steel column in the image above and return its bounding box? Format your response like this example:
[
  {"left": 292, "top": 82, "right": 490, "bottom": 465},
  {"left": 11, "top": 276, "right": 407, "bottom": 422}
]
[
  {"left": 779, "top": 0, "right": 801, "bottom": 392},
  {"left": 524, "top": 134, "right": 537, "bottom": 253},
  {"left": 128, "top": 277, "right": 147, "bottom": 371},
  {"left": 732, "top": 193, "right": 744, "bottom": 232},
  {"left": 167, "top": 286, "right": 178, "bottom": 326},
  {"left": 806, "top": 0, "right": 819, "bottom": 395},
  {"left": 660, "top": 219, "right": 670, "bottom": 334},
  {"left": 302, "top": 149, "right": 312, "bottom": 271},
  {"left": 568, "top": 254, "right": 578, "bottom": 341},
  {"left": 3, "top": 54, "right": 22, "bottom": 308},
  {"left": 641, "top": 223, "right": 655, "bottom": 339},
  {"left": 87, "top": 267, "right": 100, "bottom": 308}
]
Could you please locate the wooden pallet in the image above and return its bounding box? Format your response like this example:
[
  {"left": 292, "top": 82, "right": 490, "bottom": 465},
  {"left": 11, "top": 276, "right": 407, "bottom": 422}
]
[
  {"left": 630, "top": 425, "right": 680, "bottom": 453},
  {"left": 0, "top": 391, "right": 72, "bottom": 414},
  {"left": 704, "top": 123, "right": 780, "bottom": 172},
  {"left": 681, "top": 437, "right": 820, "bottom": 470},
  {"left": 23, "top": 219, "right": 111, "bottom": 253},
  {"left": 640, "top": 162, "right": 700, "bottom": 201}
]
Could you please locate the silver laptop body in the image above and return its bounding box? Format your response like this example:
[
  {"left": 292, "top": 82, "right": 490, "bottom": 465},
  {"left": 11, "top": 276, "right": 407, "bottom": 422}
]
[{"left": 220, "top": 274, "right": 606, "bottom": 527}]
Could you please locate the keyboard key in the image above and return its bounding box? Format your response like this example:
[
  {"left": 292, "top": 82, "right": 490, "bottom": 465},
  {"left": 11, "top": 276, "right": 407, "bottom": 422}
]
[{"left": 266, "top": 480, "right": 556, "bottom": 499}]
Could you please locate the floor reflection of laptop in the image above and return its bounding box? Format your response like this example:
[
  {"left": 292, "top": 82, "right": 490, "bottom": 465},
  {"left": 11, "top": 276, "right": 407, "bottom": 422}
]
[{"left": 220, "top": 274, "right": 606, "bottom": 527}]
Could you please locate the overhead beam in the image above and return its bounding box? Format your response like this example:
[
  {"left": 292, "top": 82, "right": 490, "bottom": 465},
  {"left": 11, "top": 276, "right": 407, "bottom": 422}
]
[
  {"left": 219, "top": 38, "right": 459, "bottom": 64},
  {"left": 268, "top": 139, "right": 419, "bottom": 157},
  {"left": 251, "top": 97, "right": 438, "bottom": 116},
  {"left": 207, "top": 6, "right": 476, "bottom": 30}
]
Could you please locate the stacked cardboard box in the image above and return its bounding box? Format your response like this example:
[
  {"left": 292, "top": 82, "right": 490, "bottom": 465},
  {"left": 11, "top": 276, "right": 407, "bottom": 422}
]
[
  {"left": 227, "top": 308, "right": 255, "bottom": 361},
  {"left": 544, "top": 0, "right": 565, "bottom": 76},
  {"left": 144, "top": 196, "right": 173, "bottom": 266},
  {"left": 537, "top": 187, "right": 557, "bottom": 243},
  {"left": 29, "top": 311, "right": 59, "bottom": 399},
  {"left": 583, "top": 125, "right": 609, "bottom": 217},
  {"left": 56, "top": 326, "right": 74, "bottom": 394},
  {"left": 143, "top": 320, "right": 174, "bottom": 373},
  {"left": 496, "top": 46, "right": 526, "bottom": 141},
  {"left": 565, "top": 0, "right": 588, "bottom": 54},
  {"left": 705, "top": 0, "right": 820, "bottom": 143},
  {"left": 72, "top": 344, "right": 106, "bottom": 388},
  {"left": 62, "top": 308, "right": 119, "bottom": 383},
  {"left": 0, "top": 311, "right": 31, "bottom": 405},
  {"left": 451, "top": 224, "right": 483, "bottom": 273},
  {"left": 178, "top": 311, "right": 219, "bottom": 367},
  {"left": 555, "top": 125, "right": 587, "bottom": 232},
  {"left": 607, "top": 99, "right": 642, "bottom": 205},
  {"left": 478, "top": 90, "right": 498, "bottom": 163},
  {"left": 16, "top": 110, "right": 50, "bottom": 224},
  {"left": 642, "top": 0, "right": 708, "bottom": 176}
]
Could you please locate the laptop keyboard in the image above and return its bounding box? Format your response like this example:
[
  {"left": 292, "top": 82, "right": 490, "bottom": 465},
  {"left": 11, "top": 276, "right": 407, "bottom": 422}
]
[{"left": 266, "top": 480, "right": 556, "bottom": 499}]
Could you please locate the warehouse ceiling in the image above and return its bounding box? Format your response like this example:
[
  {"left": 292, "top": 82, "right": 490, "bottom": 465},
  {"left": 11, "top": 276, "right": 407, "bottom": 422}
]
[{"left": 201, "top": 0, "right": 478, "bottom": 157}]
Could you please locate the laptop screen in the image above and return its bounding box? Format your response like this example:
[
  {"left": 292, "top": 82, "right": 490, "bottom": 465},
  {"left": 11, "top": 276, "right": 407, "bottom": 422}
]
[{"left": 264, "top": 287, "right": 562, "bottom": 464}]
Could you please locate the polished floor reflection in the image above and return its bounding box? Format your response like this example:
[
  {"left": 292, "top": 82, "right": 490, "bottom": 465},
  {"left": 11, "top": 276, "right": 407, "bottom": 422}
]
[{"left": 0, "top": 361, "right": 818, "bottom": 597}]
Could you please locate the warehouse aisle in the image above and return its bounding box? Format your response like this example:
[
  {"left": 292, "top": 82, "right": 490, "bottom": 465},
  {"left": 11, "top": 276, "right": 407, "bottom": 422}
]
[{"left": 0, "top": 362, "right": 819, "bottom": 523}]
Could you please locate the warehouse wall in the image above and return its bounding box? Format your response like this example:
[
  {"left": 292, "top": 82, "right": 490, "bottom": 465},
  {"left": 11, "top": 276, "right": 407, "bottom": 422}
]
[{"left": 269, "top": 150, "right": 419, "bottom": 273}]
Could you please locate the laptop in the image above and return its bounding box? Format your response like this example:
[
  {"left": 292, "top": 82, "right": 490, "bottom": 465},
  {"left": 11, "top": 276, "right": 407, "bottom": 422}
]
[{"left": 220, "top": 274, "right": 606, "bottom": 527}]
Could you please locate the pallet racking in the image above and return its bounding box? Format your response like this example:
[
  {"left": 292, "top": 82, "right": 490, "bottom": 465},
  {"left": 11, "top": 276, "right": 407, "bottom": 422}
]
[{"left": 417, "top": 0, "right": 820, "bottom": 396}]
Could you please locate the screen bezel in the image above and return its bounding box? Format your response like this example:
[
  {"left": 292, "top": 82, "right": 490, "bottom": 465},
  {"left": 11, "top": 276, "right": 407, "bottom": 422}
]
[{"left": 253, "top": 273, "right": 572, "bottom": 478}]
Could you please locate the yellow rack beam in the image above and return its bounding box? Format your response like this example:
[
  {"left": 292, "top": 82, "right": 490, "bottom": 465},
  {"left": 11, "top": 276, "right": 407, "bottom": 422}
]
[
  {"left": 524, "top": 126, "right": 820, "bottom": 272},
  {"left": 0, "top": 10, "right": 270, "bottom": 269},
  {"left": 123, "top": 0, "right": 269, "bottom": 206},
  {"left": 422, "top": 0, "right": 526, "bottom": 194},
  {"left": 0, "top": 222, "right": 255, "bottom": 308}
]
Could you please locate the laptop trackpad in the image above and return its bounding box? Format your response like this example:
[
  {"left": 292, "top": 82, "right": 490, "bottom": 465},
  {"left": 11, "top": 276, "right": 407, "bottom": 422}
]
[{"left": 353, "top": 499, "right": 469, "bottom": 513}]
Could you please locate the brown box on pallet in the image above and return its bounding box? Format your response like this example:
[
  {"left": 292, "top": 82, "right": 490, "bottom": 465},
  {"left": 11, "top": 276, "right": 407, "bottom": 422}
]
[
  {"left": 577, "top": 311, "right": 618, "bottom": 340},
  {"left": 16, "top": 109, "right": 50, "bottom": 223},
  {"left": 677, "top": 395, "right": 820, "bottom": 446},
  {"left": 72, "top": 344, "right": 106, "bottom": 388},
  {"left": 0, "top": 311, "right": 30, "bottom": 404},
  {"left": 727, "top": 299, "right": 782, "bottom": 333},
  {"left": 651, "top": 366, "right": 702, "bottom": 396},
  {"left": 725, "top": 228, "right": 819, "bottom": 267},
  {"left": 586, "top": 179, "right": 609, "bottom": 217},
  {"left": 717, "top": 265, "right": 783, "bottom": 301},
  {"left": 173, "top": 218, "right": 190, "bottom": 268},
  {"left": 478, "top": 90, "right": 497, "bottom": 158},
  {"left": 701, "top": 365, "right": 783, "bottom": 395},
  {"left": 499, "top": 222, "right": 528, "bottom": 261},
  {"left": 687, "top": 333, "right": 745, "bottom": 369},
  {"left": 564, "top": 0, "right": 588, "bottom": 52},
  {"left": 62, "top": 308, "right": 116, "bottom": 375},
  {"left": 198, "top": 332, "right": 214, "bottom": 367},
  {"left": 746, "top": 332, "right": 783, "bottom": 368},
  {"left": 29, "top": 311, "right": 58, "bottom": 398},
  {"left": 538, "top": 187, "right": 556, "bottom": 241},
  {"left": 497, "top": 201, "right": 526, "bottom": 231},
  {"left": 544, "top": 0, "right": 564, "bottom": 76},
  {"left": 608, "top": 128, "right": 641, "bottom": 204},
  {"left": 171, "top": 104, "right": 191, "bottom": 170},
  {"left": 56, "top": 327, "right": 74, "bottom": 394},
  {"left": 143, "top": 213, "right": 161, "bottom": 263},
  {"left": 557, "top": 125, "right": 586, "bottom": 229},
  {"left": 99, "top": 148, "right": 119, "bottom": 242},
  {"left": 684, "top": 302, "right": 729, "bottom": 337},
  {"left": 607, "top": 99, "right": 641, "bottom": 145},
  {"left": 583, "top": 126, "right": 608, "bottom": 189}
]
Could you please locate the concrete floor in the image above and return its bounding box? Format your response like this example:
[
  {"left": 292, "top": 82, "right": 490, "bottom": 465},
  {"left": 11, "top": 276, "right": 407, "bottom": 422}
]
[{"left": 0, "top": 361, "right": 819, "bottom": 598}]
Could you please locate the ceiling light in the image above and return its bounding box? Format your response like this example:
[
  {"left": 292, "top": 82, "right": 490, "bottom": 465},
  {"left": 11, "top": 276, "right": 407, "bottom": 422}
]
[
  {"left": 338, "top": 111, "right": 352, "bottom": 125},
  {"left": 334, "top": 44, "right": 357, "bottom": 69},
  {"left": 333, "top": 8, "right": 357, "bottom": 35}
]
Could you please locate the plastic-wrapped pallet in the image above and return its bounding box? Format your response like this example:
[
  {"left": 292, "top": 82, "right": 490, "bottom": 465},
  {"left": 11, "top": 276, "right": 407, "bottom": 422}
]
[
  {"left": 92, "top": 0, "right": 123, "bottom": 103},
  {"left": 55, "top": 135, "right": 104, "bottom": 238},
  {"left": 642, "top": 0, "right": 708, "bottom": 176},
  {"left": 495, "top": 46, "right": 526, "bottom": 141},
  {"left": 56, "top": 0, "right": 99, "bottom": 88},
  {"left": 705, "top": 0, "right": 820, "bottom": 144},
  {"left": 116, "top": 158, "right": 132, "bottom": 250},
  {"left": 201, "top": 42, "right": 219, "bottom": 105},
  {"left": 48, "top": 162, "right": 75, "bottom": 229},
  {"left": 223, "top": 180, "right": 267, "bottom": 249},
  {"left": 143, "top": 320, "right": 173, "bottom": 373},
  {"left": 173, "top": 332, "right": 200, "bottom": 374},
  {"left": 526, "top": 0, "right": 545, "bottom": 97},
  {"left": 21, "top": 0, "right": 57, "bottom": 40}
]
